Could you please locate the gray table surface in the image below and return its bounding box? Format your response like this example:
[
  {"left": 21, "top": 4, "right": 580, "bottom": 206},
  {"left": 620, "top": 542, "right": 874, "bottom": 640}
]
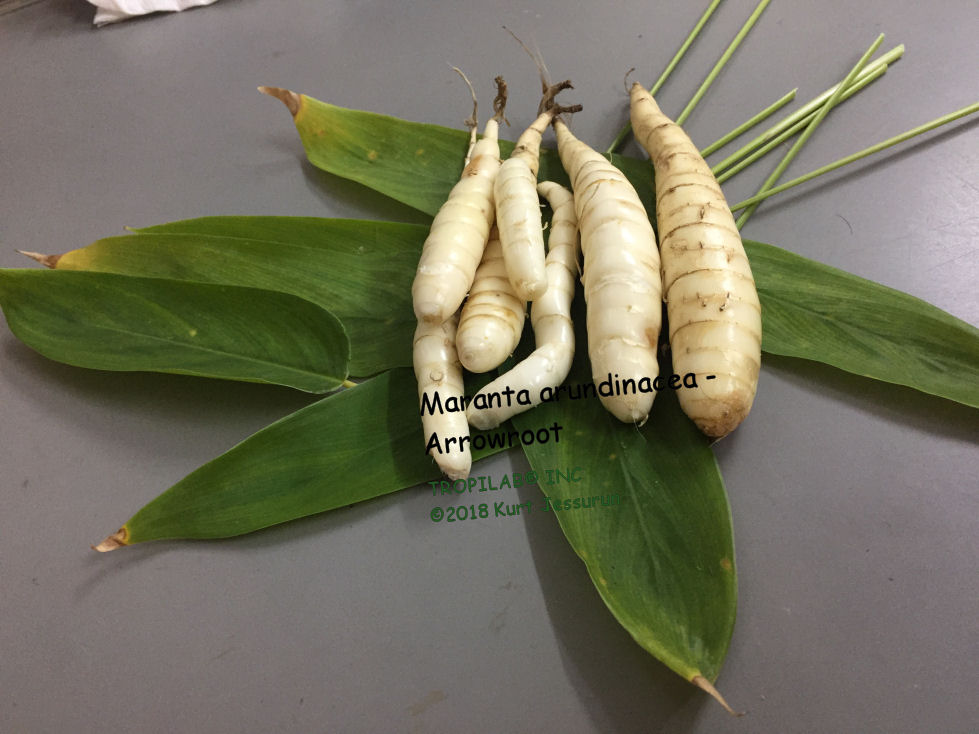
[{"left": 2, "top": 1, "right": 977, "bottom": 732}]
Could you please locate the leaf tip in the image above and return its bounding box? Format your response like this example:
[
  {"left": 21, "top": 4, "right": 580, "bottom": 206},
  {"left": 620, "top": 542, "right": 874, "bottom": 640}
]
[
  {"left": 92, "top": 527, "right": 129, "bottom": 553},
  {"left": 16, "top": 250, "right": 61, "bottom": 269},
  {"left": 258, "top": 86, "right": 301, "bottom": 117},
  {"left": 691, "top": 675, "right": 743, "bottom": 717}
]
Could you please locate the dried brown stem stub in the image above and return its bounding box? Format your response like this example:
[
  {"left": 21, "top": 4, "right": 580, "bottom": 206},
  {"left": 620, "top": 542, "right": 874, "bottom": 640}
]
[
  {"left": 551, "top": 103, "right": 583, "bottom": 117},
  {"left": 450, "top": 65, "right": 479, "bottom": 134},
  {"left": 500, "top": 30, "right": 580, "bottom": 121},
  {"left": 502, "top": 25, "right": 550, "bottom": 90},
  {"left": 539, "top": 79, "right": 573, "bottom": 114},
  {"left": 257, "top": 85, "right": 301, "bottom": 116},
  {"left": 492, "top": 75, "right": 509, "bottom": 126},
  {"left": 502, "top": 25, "right": 557, "bottom": 107},
  {"left": 17, "top": 250, "right": 61, "bottom": 268},
  {"left": 449, "top": 66, "right": 480, "bottom": 164},
  {"left": 691, "top": 675, "right": 744, "bottom": 716},
  {"left": 92, "top": 527, "right": 129, "bottom": 553},
  {"left": 623, "top": 67, "right": 637, "bottom": 94},
  {"left": 538, "top": 82, "right": 582, "bottom": 128}
]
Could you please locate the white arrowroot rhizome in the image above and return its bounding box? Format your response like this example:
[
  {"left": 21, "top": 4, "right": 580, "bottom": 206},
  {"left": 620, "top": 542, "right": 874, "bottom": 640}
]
[{"left": 630, "top": 83, "right": 762, "bottom": 439}]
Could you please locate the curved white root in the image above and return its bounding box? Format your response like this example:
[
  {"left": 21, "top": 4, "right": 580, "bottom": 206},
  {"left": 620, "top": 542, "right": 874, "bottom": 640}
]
[
  {"left": 456, "top": 226, "right": 526, "bottom": 374},
  {"left": 494, "top": 108, "right": 558, "bottom": 301},
  {"left": 467, "top": 181, "right": 578, "bottom": 430}
]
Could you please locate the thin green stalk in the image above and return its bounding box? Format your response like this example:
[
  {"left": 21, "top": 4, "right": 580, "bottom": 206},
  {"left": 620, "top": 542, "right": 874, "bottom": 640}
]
[
  {"left": 713, "top": 45, "right": 903, "bottom": 174},
  {"left": 606, "top": 0, "right": 724, "bottom": 155},
  {"left": 714, "top": 65, "right": 887, "bottom": 183},
  {"left": 728, "top": 101, "right": 979, "bottom": 211},
  {"left": 700, "top": 87, "right": 797, "bottom": 156},
  {"left": 736, "top": 33, "right": 885, "bottom": 229},
  {"left": 676, "top": 0, "right": 772, "bottom": 126},
  {"left": 717, "top": 115, "right": 809, "bottom": 184},
  {"left": 649, "top": 0, "right": 724, "bottom": 99}
]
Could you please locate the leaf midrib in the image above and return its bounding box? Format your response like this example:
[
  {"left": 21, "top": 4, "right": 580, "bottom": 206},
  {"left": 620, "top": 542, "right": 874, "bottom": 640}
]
[
  {"left": 59, "top": 319, "right": 338, "bottom": 383},
  {"left": 131, "top": 225, "right": 429, "bottom": 250}
]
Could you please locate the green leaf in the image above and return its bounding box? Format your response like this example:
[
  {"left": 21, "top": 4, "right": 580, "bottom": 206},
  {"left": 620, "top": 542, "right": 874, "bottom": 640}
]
[
  {"left": 272, "top": 91, "right": 655, "bottom": 217},
  {"left": 0, "top": 269, "right": 349, "bottom": 393},
  {"left": 96, "top": 368, "right": 507, "bottom": 547},
  {"left": 510, "top": 307, "right": 735, "bottom": 686},
  {"left": 43, "top": 217, "right": 979, "bottom": 409},
  {"left": 747, "top": 240, "right": 979, "bottom": 408},
  {"left": 50, "top": 217, "right": 426, "bottom": 376}
]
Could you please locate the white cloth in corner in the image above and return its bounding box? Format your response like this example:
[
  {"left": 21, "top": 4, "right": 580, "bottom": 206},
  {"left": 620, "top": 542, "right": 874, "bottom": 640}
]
[{"left": 89, "top": 0, "right": 221, "bottom": 26}]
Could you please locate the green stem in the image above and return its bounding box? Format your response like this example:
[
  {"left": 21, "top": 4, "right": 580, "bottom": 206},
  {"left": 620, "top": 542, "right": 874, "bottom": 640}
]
[
  {"left": 718, "top": 115, "right": 809, "bottom": 184},
  {"left": 676, "top": 0, "right": 772, "bottom": 126},
  {"left": 649, "top": 0, "right": 724, "bottom": 99},
  {"left": 700, "top": 87, "right": 797, "bottom": 156},
  {"left": 713, "top": 45, "right": 903, "bottom": 175},
  {"left": 715, "top": 64, "right": 887, "bottom": 183},
  {"left": 736, "top": 33, "right": 885, "bottom": 229},
  {"left": 605, "top": 0, "right": 724, "bottom": 155},
  {"left": 728, "top": 101, "right": 979, "bottom": 211}
]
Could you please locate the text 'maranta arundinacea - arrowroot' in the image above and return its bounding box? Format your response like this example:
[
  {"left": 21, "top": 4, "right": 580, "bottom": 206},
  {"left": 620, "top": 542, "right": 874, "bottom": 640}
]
[
  {"left": 552, "top": 116, "right": 663, "bottom": 424},
  {"left": 467, "top": 180, "right": 579, "bottom": 429},
  {"left": 411, "top": 77, "right": 508, "bottom": 326},
  {"left": 630, "top": 83, "right": 762, "bottom": 438}
]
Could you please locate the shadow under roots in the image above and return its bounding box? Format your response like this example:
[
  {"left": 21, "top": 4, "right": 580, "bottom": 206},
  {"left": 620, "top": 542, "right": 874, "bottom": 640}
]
[{"left": 517, "top": 469, "right": 697, "bottom": 732}]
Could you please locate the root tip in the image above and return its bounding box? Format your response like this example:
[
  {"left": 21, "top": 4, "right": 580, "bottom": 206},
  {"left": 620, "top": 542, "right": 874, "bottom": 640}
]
[
  {"left": 439, "top": 459, "right": 472, "bottom": 481},
  {"left": 691, "top": 675, "right": 744, "bottom": 717},
  {"left": 466, "top": 411, "right": 500, "bottom": 432},
  {"left": 92, "top": 528, "right": 129, "bottom": 553},
  {"left": 258, "top": 86, "right": 301, "bottom": 117}
]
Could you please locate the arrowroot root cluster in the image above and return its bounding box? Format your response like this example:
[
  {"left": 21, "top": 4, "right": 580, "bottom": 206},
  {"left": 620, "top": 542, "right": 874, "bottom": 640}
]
[{"left": 413, "top": 72, "right": 761, "bottom": 479}]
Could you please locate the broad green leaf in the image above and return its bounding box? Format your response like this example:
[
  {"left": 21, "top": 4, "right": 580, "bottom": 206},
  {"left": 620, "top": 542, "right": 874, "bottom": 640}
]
[
  {"left": 0, "top": 269, "right": 349, "bottom": 393},
  {"left": 95, "top": 368, "right": 508, "bottom": 547},
  {"left": 747, "top": 240, "right": 979, "bottom": 408},
  {"left": 510, "top": 303, "right": 735, "bottom": 688},
  {"left": 45, "top": 217, "right": 424, "bottom": 377},
  {"left": 268, "top": 90, "right": 656, "bottom": 217},
  {"left": 41, "top": 216, "right": 979, "bottom": 409}
]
